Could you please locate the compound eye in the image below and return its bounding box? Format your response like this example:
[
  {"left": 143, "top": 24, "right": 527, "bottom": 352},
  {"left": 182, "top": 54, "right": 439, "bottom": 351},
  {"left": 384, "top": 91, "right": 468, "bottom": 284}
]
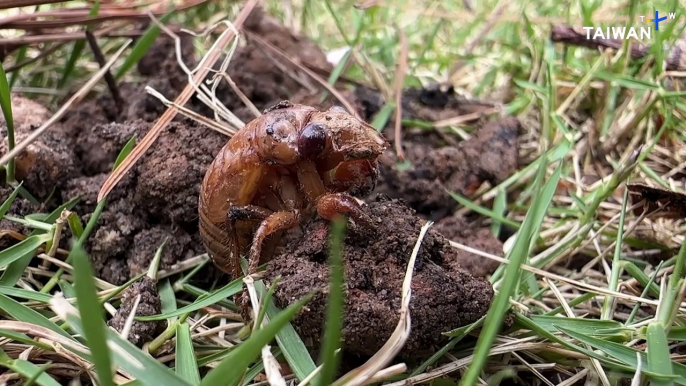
[{"left": 298, "top": 123, "right": 328, "bottom": 159}]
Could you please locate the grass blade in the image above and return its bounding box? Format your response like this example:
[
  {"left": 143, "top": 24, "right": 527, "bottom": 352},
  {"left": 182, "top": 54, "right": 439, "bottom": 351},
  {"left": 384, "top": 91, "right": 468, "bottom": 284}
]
[
  {"left": 71, "top": 243, "right": 115, "bottom": 386},
  {"left": 646, "top": 322, "right": 674, "bottom": 386},
  {"left": 50, "top": 294, "right": 192, "bottom": 386},
  {"left": 0, "top": 329, "right": 52, "bottom": 350},
  {"left": 0, "top": 61, "right": 15, "bottom": 183},
  {"left": 0, "top": 234, "right": 51, "bottom": 268},
  {"left": 175, "top": 322, "right": 200, "bottom": 384},
  {"left": 113, "top": 135, "right": 137, "bottom": 171},
  {"left": 0, "top": 197, "right": 79, "bottom": 286},
  {"left": 0, "top": 349, "right": 60, "bottom": 386},
  {"left": 460, "top": 161, "right": 561, "bottom": 385},
  {"left": 199, "top": 293, "right": 313, "bottom": 386},
  {"left": 0, "top": 293, "right": 72, "bottom": 339},
  {"left": 370, "top": 103, "right": 396, "bottom": 132},
  {"left": 115, "top": 11, "right": 174, "bottom": 80},
  {"left": 0, "top": 286, "right": 52, "bottom": 302},
  {"left": 0, "top": 182, "right": 22, "bottom": 218},
  {"left": 255, "top": 280, "right": 317, "bottom": 382},
  {"left": 516, "top": 314, "right": 672, "bottom": 379},
  {"left": 448, "top": 190, "right": 521, "bottom": 230},
  {"left": 315, "top": 218, "right": 346, "bottom": 386},
  {"left": 528, "top": 315, "right": 625, "bottom": 337},
  {"left": 556, "top": 325, "right": 684, "bottom": 382},
  {"left": 136, "top": 277, "right": 242, "bottom": 321}
]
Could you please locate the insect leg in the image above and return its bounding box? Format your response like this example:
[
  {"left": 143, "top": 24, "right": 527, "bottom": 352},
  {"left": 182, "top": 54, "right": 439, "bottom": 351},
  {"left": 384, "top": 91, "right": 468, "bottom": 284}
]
[
  {"left": 315, "top": 192, "right": 376, "bottom": 232},
  {"left": 247, "top": 211, "right": 300, "bottom": 275},
  {"left": 224, "top": 205, "right": 277, "bottom": 320},
  {"left": 228, "top": 219, "right": 242, "bottom": 282},
  {"left": 228, "top": 205, "right": 274, "bottom": 222},
  {"left": 326, "top": 159, "right": 379, "bottom": 195}
]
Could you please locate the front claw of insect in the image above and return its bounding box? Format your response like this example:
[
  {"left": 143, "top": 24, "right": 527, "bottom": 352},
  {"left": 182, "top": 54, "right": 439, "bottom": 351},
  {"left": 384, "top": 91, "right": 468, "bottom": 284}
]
[{"left": 315, "top": 192, "right": 377, "bottom": 234}]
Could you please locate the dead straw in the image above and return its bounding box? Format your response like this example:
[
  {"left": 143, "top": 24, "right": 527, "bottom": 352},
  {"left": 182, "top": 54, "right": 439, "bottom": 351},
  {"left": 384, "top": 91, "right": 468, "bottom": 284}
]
[{"left": 96, "top": 0, "right": 260, "bottom": 202}]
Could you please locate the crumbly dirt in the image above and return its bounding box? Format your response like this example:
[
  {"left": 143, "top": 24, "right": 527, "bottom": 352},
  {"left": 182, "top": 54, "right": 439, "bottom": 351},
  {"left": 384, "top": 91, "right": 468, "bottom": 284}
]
[
  {"left": 107, "top": 276, "right": 164, "bottom": 347},
  {"left": 374, "top": 116, "right": 522, "bottom": 221},
  {"left": 266, "top": 195, "right": 494, "bottom": 359},
  {"left": 59, "top": 119, "right": 225, "bottom": 285},
  {"left": 433, "top": 215, "right": 503, "bottom": 278},
  {"left": 0, "top": 95, "right": 77, "bottom": 199}
]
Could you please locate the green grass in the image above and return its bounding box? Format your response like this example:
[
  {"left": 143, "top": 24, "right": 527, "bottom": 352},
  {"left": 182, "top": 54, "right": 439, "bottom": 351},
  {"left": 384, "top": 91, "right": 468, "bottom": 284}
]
[{"left": 1, "top": 0, "right": 686, "bottom": 384}]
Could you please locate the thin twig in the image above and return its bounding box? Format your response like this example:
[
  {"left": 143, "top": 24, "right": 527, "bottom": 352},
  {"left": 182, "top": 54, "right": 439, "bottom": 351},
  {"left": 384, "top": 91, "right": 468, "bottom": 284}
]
[{"left": 84, "top": 30, "right": 123, "bottom": 110}]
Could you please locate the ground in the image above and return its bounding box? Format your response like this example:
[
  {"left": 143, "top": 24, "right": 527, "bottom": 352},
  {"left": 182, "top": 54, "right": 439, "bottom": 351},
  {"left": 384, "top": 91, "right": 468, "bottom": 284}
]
[
  {"left": 0, "top": 6, "right": 510, "bottom": 375},
  {"left": 0, "top": 1, "right": 684, "bottom": 385}
]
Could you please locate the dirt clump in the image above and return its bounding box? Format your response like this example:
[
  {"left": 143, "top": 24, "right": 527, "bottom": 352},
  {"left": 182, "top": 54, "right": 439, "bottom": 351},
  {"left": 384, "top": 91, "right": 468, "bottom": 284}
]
[
  {"left": 58, "top": 119, "right": 225, "bottom": 284},
  {"left": 266, "top": 194, "right": 494, "bottom": 359},
  {"left": 0, "top": 95, "right": 77, "bottom": 199},
  {"left": 355, "top": 84, "right": 495, "bottom": 126},
  {"left": 133, "top": 120, "right": 226, "bottom": 225},
  {"left": 127, "top": 226, "right": 194, "bottom": 278},
  {"left": 374, "top": 116, "right": 522, "bottom": 221},
  {"left": 108, "top": 276, "right": 164, "bottom": 347},
  {"left": 433, "top": 215, "right": 503, "bottom": 278}
]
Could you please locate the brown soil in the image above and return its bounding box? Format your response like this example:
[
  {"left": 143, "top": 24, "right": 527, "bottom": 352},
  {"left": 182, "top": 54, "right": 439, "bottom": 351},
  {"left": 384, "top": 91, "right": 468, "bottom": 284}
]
[
  {"left": 374, "top": 116, "right": 522, "bottom": 221},
  {"left": 266, "top": 195, "right": 494, "bottom": 359},
  {"left": 0, "top": 95, "right": 77, "bottom": 199},
  {"left": 59, "top": 119, "right": 225, "bottom": 285},
  {"left": 433, "top": 215, "right": 503, "bottom": 278},
  {"left": 107, "top": 276, "right": 164, "bottom": 347}
]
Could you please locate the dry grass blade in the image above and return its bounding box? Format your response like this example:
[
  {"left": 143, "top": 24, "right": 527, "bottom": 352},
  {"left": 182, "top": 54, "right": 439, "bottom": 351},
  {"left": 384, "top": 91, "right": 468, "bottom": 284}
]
[
  {"left": 392, "top": 28, "right": 408, "bottom": 161},
  {"left": 0, "top": 40, "right": 131, "bottom": 169},
  {"left": 245, "top": 276, "right": 287, "bottom": 386},
  {"left": 143, "top": 13, "right": 245, "bottom": 131},
  {"left": 334, "top": 221, "right": 433, "bottom": 386},
  {"left": 244, "top": 30, "right": 361, "bottom": 119},
  {"left": 0, "top": 321, "right": 90, "bottom": 357},
  {"left": 96, "top": 0, "right": 259, "bottom": 203},
  {"left": 0, "top": 0, "right": 69, "bottom": 9},
  {"left": 0, "top": 23, "right": 163, "bottom": 46},
  {"left": 0, "top": 0, "right": 209, "bottom": 29},
  {"left": 448, "top": 240, "right": 669, "bottom": 308},
  {"left": 145, "top": 87, "right": 237, "bottom": 136}
]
